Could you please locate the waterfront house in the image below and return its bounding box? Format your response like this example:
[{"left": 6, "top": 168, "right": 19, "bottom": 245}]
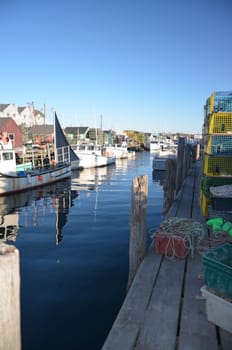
[
  {"left": 0, "top": 103, "right": 45, "bottom": 127},
  {"left": 0, "top": 117, "right": 23, "bottom": 148}
]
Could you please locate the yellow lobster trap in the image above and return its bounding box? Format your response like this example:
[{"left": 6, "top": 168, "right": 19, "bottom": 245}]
[
  {"left": 200, "top": 189, "right": 211, "bottom": 217},
  {"left": 203, "top": 154, "right": 232, "bottom": 176},
  {"left": 205, "top": 113, "right": 232, "bottom": 134}
]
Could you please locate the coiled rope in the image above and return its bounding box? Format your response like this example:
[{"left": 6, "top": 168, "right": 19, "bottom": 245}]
[{"left": 153, "top": 217, "right": 205, "bottom": 259}]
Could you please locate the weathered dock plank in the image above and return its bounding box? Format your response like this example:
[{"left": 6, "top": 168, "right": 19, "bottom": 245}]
[
  {"left": 102, "top": 250, "right": 163, "bottom": 350},
  {"left": 220, "top": 329, "right": 232, "bottom": 350},
  {"left": 176, "top": 165, "right": 219, "bottom": 349},
  {"left": 135, "top": 258, "right": 185, "bottom": 350},
  {"left": 178, "top": 254, "right": 218, "bottom": 350},
  {"left": 165, "top": 167, "right": 194, "bottom": 218}
]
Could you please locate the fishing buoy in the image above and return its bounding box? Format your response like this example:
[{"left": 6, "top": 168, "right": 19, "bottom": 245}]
[
  {"left": 222, "top": 221, "right": 232, "bottom": 232},
  {"left": 211, "top": 223, "right": 222, "bottom": 231},
  {"left": 228, "top": 228, "right": 232, "bottom": 237},
  {"left": 206, "top": 217, "right": 224, "bottom": 227}
]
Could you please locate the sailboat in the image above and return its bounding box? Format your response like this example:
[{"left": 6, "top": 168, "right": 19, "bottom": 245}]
[{"left": 0, "top": 112, "right": 78, "bottom": 195}]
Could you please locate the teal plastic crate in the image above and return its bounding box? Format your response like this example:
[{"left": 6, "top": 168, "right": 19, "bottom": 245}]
[
  {"left": 214, "top": 92, "right": 232, "bottom": 112},
  {"left": 203, "top": 243, "right": 232, "bottom": 299}
]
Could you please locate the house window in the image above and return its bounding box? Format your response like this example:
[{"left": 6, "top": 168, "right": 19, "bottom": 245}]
[{"left": 8, "top": 133, "right": 15, "bottom": 141}]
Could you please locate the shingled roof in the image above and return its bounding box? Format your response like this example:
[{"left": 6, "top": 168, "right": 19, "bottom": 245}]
[
  {"left": 18, "top": 106, "right": 27, "bottom": 113},
  {"left": 28, "top": 124, "right": 54, "bottom": 134},
  {"left": 0, "top": 117, "right": 12, "bottom": 127},
  {"left": 0, "top": 104, "right": 10, "bottom": 112}
]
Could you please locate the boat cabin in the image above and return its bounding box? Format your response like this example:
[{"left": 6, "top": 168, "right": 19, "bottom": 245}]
[{"left": 0, "top": 149, "right": 17, "bottom": 175}]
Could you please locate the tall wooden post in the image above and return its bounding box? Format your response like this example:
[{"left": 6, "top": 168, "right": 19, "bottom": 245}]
[
  {"left": 175, "top": 137, "right": 185, "bottom": 195},
  {"left": 196, "top": 143, "right": 200, "bottom": 160},
  {"left": 183, "top": 144, "right": 191, "bottom": 179},
  {"left": 163, "top": 158, "right": 177, "bottom": 215},
  {"left": 127, "top": 175, "right": 148, "bottom": 290},
  {"left": 0, "top": 243, "right": 21, "bottom": 350}
]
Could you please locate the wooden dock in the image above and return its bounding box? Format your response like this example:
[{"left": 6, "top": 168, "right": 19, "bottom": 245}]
[{"left": 102, "top": 161, "right": 232, "bottom": 350}]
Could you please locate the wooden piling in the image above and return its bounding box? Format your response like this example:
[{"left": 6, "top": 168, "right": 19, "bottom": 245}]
[
  {"left": 0, "top": 243, "right": 21, "bottom": 350},
  {"left": 163, "top": 141, "right": 196, "bottom": 215},
  {"left": 163, "top": 158, "right": 177, "bottom": 215},
  {"left": 196, "top": 143, "right": 200, "bottom": 160},
  {"left": 127, "top": 175, "right": 148, "bottom": 290},
  {"left": 175, "top": 137, "right": 185, "bottom": 195}
]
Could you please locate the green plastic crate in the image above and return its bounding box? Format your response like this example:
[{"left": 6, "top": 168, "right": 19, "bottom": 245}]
[
  {"left": 203, "top": 243, "right": 232, "bottom": 299},
  {"left": 201, "top": 175, "right": 232, "bottom": 197}
]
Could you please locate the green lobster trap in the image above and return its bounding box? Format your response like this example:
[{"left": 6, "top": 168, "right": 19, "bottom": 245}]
[{"left": 202, "top": 243, "right": 232, "bottom": 299}]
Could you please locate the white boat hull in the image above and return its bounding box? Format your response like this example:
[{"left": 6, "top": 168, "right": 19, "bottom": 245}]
[
  {"left": 72, "top": 144, "right": 116, "bottom": 169},
  {"left": 0, "top": 165, "right": 71, "bottom": 196},
  {"left": 104, "top": 144, "right": 130, "bottom": 159},
  {"left": 77, "top": 154, "right": 115, "bottom": 169},
  {"left": 152, "top": 149, "right": 177, "bottom": 171}
]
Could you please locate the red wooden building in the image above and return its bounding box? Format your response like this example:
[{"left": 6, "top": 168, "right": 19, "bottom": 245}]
[{"left": 0, "top": 117, "right": 23, "bottom": 148}]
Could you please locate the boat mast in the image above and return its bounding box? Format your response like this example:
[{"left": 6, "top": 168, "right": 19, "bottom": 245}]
[
  {"left": 100, "top": 114, "right": 103, "bottom": 145},
  {"left": 53, "top": 109, "right": 57, "bottom": 164}
]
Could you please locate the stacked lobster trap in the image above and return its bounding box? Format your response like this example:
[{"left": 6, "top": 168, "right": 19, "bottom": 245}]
[{"left": 200, "top": 91, "right": 232, "bottom": 217}]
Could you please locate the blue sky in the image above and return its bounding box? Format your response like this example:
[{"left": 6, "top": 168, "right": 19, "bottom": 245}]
[{"left": 1, "top": 0, "right": 232, "bottom": 133}]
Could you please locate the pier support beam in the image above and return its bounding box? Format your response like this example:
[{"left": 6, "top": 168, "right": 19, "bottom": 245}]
[
  {"left": 128, "top": 175, "right": 148, "bottom": 290},
  {"left": 0, "top": 243, "right": 21, "bottom": 350}
]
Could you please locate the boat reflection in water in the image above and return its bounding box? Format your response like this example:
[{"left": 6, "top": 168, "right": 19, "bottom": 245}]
[
  {"left": 0, "top": 212, "right": 19, "bottom": 243},
  {"left": 71, "top": 164, "right": 115, "bottom": 191},
  {"left": 152, "top": 169, "right": 167, "bottom": 187},
  {"left": 0, "top": 179, "right": 79, "bottom": 245},
  {"left": 0, "top": 166, "right": 115, "bottom": 245}
]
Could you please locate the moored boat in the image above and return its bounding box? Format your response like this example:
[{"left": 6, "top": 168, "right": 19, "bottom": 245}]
[
  {"left": 104, "top": 143, "right": 130, "bottom": 159},
  {"left": 152, "top": 147, "right": 177, "bottom": 171},
  {"left": 71, "top": 143, "right": 116, "bottom": 169},
  {"left": 0, "top": 113, "right": 76, "bottom": 196}
]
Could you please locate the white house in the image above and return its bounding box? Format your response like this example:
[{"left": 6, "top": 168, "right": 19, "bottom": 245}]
[{"left": 0, "top": 103, "right": 45, "bottom": 127}]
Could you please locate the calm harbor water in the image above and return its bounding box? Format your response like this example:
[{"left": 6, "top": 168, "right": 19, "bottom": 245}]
[{"left": 2, "top": 151, "right": 164, "bottom": 350}]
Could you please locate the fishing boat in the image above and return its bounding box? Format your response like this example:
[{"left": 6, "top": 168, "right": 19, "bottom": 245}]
[
  {"left": 0, "top": 113, "right": 78, "bottom": 196},
  {"left": 152, "top": 147, "right": 177, "bottom": 171},
  {"left": 104, "top": 143, "right": 130, "bottom": 159},
  {"left": 71, "top": 143, "right": 116, "bottom": 169},
  {"left": 149, "top": 140, "right": 164, "bottom": 152},
  {"left": 149, "top": 137, "right": 177, "bottom": 153}
]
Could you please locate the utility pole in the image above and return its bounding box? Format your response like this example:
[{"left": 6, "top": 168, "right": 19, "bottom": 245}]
[{"left": 43, "top": 104, "right": 46, "bottom": 124}]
